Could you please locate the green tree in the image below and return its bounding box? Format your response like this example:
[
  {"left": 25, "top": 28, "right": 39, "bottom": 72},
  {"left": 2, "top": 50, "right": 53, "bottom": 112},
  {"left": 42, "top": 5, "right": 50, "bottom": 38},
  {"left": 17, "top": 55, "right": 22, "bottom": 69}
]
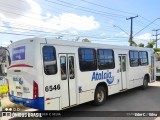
[
  {"left": 82, "top": 38, "right": 91, "bottom": 42},
  {"left": 138, "top": 43, "right": 144, "bottom": 47},
  {"left": 146, "top": 40, "right": 156, "bottom": 48},
  {"left": 154, "top": 48, "right": 160, "bottom": 52}
]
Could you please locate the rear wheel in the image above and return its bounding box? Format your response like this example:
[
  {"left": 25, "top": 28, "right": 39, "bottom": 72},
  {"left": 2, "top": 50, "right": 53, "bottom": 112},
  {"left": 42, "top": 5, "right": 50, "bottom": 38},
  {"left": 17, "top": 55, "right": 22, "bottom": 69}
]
[
  {"left": 93, "top": 86, "right": 106, "bottom": 106},
  {"left": 141, "top": 76, "right": 149, "bottom": 89}
]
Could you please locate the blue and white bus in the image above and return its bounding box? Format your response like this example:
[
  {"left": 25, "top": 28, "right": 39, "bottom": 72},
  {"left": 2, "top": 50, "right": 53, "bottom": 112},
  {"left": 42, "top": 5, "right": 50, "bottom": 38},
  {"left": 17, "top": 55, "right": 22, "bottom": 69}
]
[{"left": 6, "top": 37, "right": 155, "bottom": 110}]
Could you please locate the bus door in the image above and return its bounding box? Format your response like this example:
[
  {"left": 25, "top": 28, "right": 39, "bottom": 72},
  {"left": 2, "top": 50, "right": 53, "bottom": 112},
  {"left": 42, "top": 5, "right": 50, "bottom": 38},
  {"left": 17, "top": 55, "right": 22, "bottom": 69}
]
[
  {"left": 59, "top": 54, "right": 77, "bottom": 108},
  {"left": 118, "top": 54, "right": 127, "bottom": 90}
]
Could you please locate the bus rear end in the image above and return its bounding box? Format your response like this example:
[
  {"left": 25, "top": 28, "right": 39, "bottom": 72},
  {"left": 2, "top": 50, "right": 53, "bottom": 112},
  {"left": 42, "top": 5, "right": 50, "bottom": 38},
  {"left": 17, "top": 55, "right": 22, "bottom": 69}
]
[{"left": 7, "top": 39, "right": 44, "bottom": 110}]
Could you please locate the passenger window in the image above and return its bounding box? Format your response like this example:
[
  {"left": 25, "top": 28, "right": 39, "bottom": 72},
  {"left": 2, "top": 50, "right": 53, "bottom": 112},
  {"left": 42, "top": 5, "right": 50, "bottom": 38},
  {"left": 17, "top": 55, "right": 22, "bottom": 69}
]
[
  {"left": 129, "top": 51, "right": 139, "bottom": 67},
  {"left": 139, "top": 51, "right": 148, "bottom": 66},
  {"left": 60, "top": 56, "right": 67, "bottom": 80},
  {"left": 43, "top": 46, "right": 57, "bottom": 75},
  {"left": 97, "top": 49, "right": 115, "bottom": 69},
  {"left": 78, "top": 48, "right": 97, "bottom": 71}
]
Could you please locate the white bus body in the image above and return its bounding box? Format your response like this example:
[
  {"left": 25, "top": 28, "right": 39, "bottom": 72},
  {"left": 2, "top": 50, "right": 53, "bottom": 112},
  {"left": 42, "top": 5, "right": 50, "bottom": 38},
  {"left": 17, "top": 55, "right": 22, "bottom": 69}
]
[{"left": 7, "top": 38, "right": 155, "bottom": 110}]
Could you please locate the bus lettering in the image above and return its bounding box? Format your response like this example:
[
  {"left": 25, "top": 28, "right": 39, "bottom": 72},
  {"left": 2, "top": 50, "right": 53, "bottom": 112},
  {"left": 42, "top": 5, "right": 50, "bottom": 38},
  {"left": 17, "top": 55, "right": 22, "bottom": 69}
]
[
  {"left": 45, "top": 84, "right": 60, "bottom": 92},
  {"left": 92, "top": 71, "right": 114, "bottom": 84}
]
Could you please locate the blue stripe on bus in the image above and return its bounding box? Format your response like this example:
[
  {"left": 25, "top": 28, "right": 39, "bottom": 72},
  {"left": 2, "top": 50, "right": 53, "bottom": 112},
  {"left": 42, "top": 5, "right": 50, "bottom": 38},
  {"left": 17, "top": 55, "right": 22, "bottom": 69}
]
[{"left": 8, "top": 93, "right": 44, "bottom": 110}]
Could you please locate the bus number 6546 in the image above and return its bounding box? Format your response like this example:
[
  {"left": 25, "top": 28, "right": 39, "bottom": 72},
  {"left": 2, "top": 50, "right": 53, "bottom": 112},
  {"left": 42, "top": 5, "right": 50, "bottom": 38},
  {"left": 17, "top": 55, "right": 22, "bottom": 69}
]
[{"left": 45, "top": 84, "right": 60, "bottom": 92}]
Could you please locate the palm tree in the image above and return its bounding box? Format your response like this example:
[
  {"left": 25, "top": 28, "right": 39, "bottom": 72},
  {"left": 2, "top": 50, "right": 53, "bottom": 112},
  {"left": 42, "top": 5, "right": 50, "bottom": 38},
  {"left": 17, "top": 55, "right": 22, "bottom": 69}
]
[{"left": 146, "top": 40, "right": 156, "bottom": 48}]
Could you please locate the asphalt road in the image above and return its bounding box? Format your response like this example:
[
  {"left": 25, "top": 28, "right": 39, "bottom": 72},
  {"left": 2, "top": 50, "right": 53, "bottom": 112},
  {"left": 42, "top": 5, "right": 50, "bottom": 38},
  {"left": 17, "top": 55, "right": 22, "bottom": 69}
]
[{"left": 9, "top": 81, "right": 160, "bottom": 120}]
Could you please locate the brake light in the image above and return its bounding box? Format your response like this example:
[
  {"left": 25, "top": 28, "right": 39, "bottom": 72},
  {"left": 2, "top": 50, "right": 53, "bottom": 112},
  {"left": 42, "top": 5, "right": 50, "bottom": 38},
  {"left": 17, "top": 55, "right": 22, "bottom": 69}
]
[{"left": 33, "top": 81, "right": 39, "bottom": 99}]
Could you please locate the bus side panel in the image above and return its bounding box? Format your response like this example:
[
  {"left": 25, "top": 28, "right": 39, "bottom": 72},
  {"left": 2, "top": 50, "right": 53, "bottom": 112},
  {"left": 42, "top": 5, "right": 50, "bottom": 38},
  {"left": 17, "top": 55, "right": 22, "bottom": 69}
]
[
  {"left": 77, "top": 49, "right": 120, "bottom": 104},
  {"left": 128, "top": 50, "right": 151, "bottom": 89}
]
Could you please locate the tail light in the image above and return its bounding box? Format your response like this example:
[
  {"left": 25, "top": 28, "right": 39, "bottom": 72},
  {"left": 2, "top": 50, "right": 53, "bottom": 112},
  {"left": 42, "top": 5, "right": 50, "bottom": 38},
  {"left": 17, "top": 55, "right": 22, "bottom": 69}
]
[{"left": 33, "top": 81, "right": 39, "bottom": 99}]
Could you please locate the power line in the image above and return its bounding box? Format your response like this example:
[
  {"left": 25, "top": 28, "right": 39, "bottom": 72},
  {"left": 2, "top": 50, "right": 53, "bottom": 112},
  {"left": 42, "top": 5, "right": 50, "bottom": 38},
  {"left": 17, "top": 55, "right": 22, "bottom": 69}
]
[
  {"left": 133, "top": 18, "right": 160, "bottom": 37},
  {"left": 46, "top": 0, "right": 129, "bottom": 18},
  {"left": 41, "top": 0, "right": 160, "bottom": 31},
  {"left": 113, "top": 25, "right": 129, "bottom": 35},
  {"left": 43, "top": 0, "right": 131, "bottom": 27},
  {"left": 139, "top": 15, "right": 160, "bottom": 28},
  {"left": 0, "top": 0, "right": 131, "bottom": 33},
  {"left": 0, "top": 24, "right": 130, "bottom": 40},
  {"left": 79, "top": 0, "right": 136, "bottom": 15},
  {"left": 134, "top": 20, "right": 156, "bottom": 30}
]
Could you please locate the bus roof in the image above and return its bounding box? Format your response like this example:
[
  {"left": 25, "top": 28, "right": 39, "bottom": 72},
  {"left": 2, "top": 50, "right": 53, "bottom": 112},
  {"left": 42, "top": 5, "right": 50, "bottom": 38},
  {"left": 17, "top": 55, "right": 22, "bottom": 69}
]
[{"left": 8, "top": 37, "right": 154, "bottom": 52}]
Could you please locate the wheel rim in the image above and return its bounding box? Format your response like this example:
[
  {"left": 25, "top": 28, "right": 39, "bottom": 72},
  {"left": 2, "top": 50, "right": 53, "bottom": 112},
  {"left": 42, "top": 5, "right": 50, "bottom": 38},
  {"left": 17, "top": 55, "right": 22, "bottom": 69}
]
[{"left": 97, "top": 90, "right": 104, "bottom": 102}]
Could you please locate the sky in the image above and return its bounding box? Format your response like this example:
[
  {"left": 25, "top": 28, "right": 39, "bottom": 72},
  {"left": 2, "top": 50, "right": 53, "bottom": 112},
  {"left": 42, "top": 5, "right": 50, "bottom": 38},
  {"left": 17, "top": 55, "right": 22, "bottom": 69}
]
[{"left": 0, "top": 0, "right": 160, "bottom": 47}]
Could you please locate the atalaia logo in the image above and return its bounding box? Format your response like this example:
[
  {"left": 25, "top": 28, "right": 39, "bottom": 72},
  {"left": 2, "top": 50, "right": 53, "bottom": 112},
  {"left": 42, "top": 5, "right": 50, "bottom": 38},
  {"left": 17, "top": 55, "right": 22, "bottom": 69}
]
[{"left": 91, "top": 71, "right": 114, "bottom": 84}]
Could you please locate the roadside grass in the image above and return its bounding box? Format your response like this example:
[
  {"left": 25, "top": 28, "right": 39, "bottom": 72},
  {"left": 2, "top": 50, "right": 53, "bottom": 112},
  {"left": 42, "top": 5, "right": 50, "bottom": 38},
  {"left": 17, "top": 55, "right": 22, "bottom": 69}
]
[
  {"left": 0, "top": 92, "right": 8, "bottom": 98},
  {"left": 1, "top": 92, "right": 29, "bottom": 111}
]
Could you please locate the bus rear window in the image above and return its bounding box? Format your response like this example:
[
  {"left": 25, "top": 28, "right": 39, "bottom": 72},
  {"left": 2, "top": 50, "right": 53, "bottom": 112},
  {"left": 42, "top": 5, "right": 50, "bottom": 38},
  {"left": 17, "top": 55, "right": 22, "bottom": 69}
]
[{"left": 43, "top": 46, "right": 57, "bottom": 75}]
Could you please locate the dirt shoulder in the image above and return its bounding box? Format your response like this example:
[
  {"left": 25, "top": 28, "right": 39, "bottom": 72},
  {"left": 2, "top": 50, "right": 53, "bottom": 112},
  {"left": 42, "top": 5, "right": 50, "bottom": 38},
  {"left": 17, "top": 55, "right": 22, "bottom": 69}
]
[{"left": 1, "top": 95, "right": 14, "bottom": 108}]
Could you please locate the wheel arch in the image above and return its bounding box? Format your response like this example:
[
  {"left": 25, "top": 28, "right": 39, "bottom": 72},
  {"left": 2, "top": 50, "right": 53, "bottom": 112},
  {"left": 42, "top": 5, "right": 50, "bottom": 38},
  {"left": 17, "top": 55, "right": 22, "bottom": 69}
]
[
  {"left": 144, "top": 73, "right": 150, "bottom": 82},
  {"left": 96, "top": 82, "right": 108, "bottom": 96}
]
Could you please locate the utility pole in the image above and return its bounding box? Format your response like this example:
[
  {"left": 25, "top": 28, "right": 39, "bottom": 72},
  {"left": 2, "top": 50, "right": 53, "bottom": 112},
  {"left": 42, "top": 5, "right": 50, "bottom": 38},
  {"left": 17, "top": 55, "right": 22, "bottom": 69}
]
[
  {"left": 153, "top": 29, "right": 160, "bottom": 48},
  {"left": 126, "top": 15, "right": 138, "bottom": 46}
]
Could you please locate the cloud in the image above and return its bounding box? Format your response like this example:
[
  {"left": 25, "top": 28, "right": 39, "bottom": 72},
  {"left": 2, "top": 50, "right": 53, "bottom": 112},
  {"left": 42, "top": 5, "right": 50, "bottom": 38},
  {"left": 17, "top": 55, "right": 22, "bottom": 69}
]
[
  {"left": 0, "top": 0, "right": 100, "bottom": 34},
  {"left": 0, "top": 21, "right": 7, "bottom": 32},
  {"left": 1, "top": 41, "right": 11, "bottom": 47},
  {"left": 109, "top": 20, "right": 114, "bottom": 26},
  {"left": 115, "top": 32, "right": 129, "bottom": 37},
  {"left": 40, "top": 13, "right": 99, "bottom": 32},
  {"left": 135, "top": 33, "right": 152, "bottom": 40},
  {"left": 100, "top": 33, "right": 106, "bottom": 37},
  {"left": 0, "top": 0, "right": 41, "bottom": 19}
]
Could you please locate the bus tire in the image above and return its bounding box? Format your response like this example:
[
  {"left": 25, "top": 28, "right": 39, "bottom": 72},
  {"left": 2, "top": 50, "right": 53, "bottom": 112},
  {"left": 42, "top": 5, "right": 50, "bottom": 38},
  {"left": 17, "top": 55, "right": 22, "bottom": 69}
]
[
  {"left": 141, "top": 76, "right": 149, "bottom": 89},
  {"left": 93, "top": 86, "right": 106, "bottom": 106}
]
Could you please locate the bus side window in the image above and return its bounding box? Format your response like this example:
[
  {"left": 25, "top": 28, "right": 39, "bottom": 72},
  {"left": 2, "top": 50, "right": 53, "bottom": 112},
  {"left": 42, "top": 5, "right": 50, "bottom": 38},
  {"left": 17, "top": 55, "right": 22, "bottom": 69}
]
[
  {"left": 139, "top": 51, "right": 148, "bottom": 66},
  {"left": 78, "top": 48, "right": 97, "bottom": 72},
  {"left": 43, "top": 46, "right": 57, "bottom": 75},
  {"left": 60, "top": 56, "right": 67, "bottom": 80},
  {"left": 97, "top": 49, "right": 115, "bottom": 70},
  {"left": 129, "top": 50, "right": 139, "bottom": 67},
  {"left": 69, "top": 56, "right": 75, "bottom": 79}
]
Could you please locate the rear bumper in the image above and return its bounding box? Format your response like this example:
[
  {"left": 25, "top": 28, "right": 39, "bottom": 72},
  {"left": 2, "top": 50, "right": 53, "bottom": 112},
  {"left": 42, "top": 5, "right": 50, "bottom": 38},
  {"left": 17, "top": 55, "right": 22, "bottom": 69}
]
[{"left": 8, "top": 93, "right": 44, "bottom": 110}]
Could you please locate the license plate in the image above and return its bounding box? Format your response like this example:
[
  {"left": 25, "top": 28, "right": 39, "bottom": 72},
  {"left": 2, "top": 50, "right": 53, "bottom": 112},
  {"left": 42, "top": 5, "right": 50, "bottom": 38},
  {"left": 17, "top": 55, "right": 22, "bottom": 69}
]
[{"left": 17, "top": 92, "right": 22, "bottom": 97}]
